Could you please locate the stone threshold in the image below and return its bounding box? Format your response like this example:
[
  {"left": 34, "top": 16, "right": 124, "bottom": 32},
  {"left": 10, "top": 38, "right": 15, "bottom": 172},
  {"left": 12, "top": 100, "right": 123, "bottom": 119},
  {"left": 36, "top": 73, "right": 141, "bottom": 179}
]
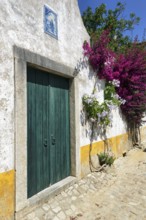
[{"left": 15, "top": 176, "right": 77, "bottom": 220}]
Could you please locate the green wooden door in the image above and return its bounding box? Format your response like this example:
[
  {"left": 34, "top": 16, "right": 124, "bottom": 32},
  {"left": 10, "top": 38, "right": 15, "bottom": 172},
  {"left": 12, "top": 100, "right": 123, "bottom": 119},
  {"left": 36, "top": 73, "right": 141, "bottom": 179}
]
[{"left": 27, "top": 66, "right": 70, "bottom": 198}]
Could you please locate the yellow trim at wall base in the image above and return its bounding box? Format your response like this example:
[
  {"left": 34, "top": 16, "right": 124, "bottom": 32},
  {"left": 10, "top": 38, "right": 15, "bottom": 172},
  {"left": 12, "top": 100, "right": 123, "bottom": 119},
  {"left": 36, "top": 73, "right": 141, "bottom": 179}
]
[
  {"left": 0, "top": 170, "right": 14, "bottom": 220},
  {"left": 80, "top": 133, "right": 130, "bottom": 177}
]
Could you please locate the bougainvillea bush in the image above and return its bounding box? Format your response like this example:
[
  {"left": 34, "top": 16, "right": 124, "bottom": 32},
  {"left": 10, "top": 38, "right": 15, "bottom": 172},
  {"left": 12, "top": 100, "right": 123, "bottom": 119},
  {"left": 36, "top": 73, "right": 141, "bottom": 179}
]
[
  {"left": 115, "top": 45, "right": 146, "bottom": 126},
  {"left": 83, "top": 31, "right": 146, "bottom": 146},
  {"left": 83, "top": 31, "right": 116, "bottom": 81}
]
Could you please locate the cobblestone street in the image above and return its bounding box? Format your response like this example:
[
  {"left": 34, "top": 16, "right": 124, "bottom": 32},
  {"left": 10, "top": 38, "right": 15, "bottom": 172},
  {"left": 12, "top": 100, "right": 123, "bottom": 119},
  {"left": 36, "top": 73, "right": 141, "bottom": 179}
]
[{"left": 24, "top": 149, "right": 146, "bottom": 220}]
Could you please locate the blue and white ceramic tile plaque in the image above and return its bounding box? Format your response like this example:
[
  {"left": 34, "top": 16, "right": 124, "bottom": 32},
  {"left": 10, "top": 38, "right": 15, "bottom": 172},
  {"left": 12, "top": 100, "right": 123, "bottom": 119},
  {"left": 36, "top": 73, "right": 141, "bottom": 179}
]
[{"left": 44, "top": 5, "right": 58, "bottom": 39}]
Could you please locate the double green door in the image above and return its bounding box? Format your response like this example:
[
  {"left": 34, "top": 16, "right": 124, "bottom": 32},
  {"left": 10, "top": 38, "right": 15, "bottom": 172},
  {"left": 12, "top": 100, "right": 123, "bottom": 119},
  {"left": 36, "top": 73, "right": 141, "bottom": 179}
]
[{"left": 27, "top": 66, "right": 70, "bottom": 198}]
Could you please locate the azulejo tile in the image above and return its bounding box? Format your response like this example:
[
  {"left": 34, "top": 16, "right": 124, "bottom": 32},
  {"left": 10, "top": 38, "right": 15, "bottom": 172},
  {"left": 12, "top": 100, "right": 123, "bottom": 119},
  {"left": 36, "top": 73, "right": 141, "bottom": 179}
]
[{"left": 44, "top": 5, "right": 58, "bottom": 39}]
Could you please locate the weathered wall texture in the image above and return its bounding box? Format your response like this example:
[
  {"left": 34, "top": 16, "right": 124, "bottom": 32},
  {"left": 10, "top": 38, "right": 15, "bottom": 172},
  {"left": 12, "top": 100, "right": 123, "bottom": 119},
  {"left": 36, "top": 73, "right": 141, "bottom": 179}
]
[
  {"left": 0, "top": 0, "right": 89, "bottom": 219},
  {"left": 0, "top": 0, "right": 89, "bottom": 173}
]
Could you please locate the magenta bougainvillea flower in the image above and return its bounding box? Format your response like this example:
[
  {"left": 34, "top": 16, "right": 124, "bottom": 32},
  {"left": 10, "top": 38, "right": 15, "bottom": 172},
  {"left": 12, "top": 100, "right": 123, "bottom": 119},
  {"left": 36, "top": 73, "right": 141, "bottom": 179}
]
[
  {"left": 83, "top": 30, "right": 116, "bottom": 81},
  {"left": 115, "top": 45, "right": 146, "bottom": 125},
  {"left": 83, "top": 31, "right": 146, "bottom": 126}
]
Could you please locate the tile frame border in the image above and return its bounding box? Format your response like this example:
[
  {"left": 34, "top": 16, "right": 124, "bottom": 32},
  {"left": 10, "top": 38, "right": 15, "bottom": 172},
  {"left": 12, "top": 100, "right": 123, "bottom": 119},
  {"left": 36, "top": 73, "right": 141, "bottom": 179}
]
[{"left": 44, "top": 5, "right": 58, "bottom": 39}]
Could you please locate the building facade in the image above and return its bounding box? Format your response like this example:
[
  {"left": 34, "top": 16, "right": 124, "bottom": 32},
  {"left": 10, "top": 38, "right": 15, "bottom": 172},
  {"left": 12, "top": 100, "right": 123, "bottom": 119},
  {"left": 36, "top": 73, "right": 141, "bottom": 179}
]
[{"left": 0, "top": 1, "right": 146, "bottom": 219}]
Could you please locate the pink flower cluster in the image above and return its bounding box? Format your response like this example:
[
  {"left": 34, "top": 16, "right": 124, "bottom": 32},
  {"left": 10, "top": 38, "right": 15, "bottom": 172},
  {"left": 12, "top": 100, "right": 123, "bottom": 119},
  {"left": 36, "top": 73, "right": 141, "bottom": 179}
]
[
  {"left": 83, "top": 31, "right": 116, "bottom": 81},
  {"left": 116, "top": 45, "right": 146, "bottom": 125}
]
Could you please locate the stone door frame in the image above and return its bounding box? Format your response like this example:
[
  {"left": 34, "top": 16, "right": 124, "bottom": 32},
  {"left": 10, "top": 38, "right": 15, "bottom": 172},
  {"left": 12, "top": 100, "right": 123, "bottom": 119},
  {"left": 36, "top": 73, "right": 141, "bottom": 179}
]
[{"left": 14, "top": 46, "right": 80, "bottom": 217}]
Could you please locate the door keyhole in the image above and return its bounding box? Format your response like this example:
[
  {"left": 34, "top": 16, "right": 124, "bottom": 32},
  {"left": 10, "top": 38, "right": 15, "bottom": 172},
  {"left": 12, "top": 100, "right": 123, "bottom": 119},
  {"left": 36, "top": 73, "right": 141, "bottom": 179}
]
[
  {"left": 51, "top": 135, "right": 56, "bottom": 145},
  {"left": 44, "top": 139, "right": 47, "bottom": 147}
]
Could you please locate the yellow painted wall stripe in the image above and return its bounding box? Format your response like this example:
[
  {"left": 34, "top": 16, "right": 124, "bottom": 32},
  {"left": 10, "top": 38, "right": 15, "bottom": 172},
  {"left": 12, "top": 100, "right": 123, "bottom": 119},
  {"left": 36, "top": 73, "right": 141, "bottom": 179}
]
[
  {"left": 0, "top": 170, "right": 14, "bottom": 220},
  {"left": 81, "top": 133, "right": 129, "bottom": 164},
  {"left": 80, "top": 126, "right": 146, "bottom": 177},
  {"left": 80, "top": 132, "right": 131, "bottom": 177}
]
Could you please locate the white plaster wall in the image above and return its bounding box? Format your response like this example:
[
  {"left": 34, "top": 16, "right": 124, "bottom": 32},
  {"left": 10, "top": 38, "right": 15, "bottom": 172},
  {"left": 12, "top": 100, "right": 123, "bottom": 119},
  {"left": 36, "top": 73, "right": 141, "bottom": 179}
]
[
  {"left": 0, "top": 0, "right": 89, "bottom": 172},
  {"left": 78, "top": 66, "right": 105, "bottom": 146}
]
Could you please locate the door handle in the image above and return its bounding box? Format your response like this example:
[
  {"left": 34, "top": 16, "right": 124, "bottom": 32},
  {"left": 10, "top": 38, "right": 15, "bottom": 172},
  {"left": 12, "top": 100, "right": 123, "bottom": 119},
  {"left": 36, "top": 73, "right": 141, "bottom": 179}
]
[
  {"left": 44, "top": 139, "right": 47, "bottom": 147},
  {"left": 51, "top": 135, "right": 56, "bottom": 145}
]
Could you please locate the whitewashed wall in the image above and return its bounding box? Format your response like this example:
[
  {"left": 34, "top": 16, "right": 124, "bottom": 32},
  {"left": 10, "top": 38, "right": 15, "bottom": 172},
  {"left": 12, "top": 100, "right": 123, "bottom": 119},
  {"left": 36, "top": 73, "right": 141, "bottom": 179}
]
[{"left": 0, "top": 0, "right": 89, "bottom": 173}]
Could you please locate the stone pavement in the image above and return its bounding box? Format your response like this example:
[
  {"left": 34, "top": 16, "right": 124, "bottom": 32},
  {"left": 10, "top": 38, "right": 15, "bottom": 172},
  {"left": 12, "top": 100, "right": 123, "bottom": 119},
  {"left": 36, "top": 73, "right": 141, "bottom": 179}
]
[{"left": 24, "top": 149, "right": 146, "bottom": 220}]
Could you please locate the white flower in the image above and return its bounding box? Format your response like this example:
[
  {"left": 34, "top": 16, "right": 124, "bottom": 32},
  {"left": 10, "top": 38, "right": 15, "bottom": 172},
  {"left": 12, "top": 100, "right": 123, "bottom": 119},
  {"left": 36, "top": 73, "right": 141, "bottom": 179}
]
[
  {"left": 120, "top": 99, "right": 126, "bottom": 105},
  {"left": 108, "top": 105, "right": 114, "bottom": 110},
  {"left": 112, "top": 79, "right": 120, "bottom": 87},
  {"left": 84, "top": 97, "right": 93, "bottom": 104},
  {"left": 104, "top": 60, "right": 111, "bottom": 67},
  {"left": 104, "top": 56, "right": 115, "bottom": 67},
  {"left": 113, "top": 94, "right": 120, "bottom": 99},
  {"left": 113, "top": 35, "right": 117, "bottom": 40}
]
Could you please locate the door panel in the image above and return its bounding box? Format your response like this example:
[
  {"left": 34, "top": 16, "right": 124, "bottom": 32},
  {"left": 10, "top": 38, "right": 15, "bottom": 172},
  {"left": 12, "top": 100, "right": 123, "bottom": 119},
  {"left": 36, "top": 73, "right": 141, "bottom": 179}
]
[
  {"left": 27, "top": 67, "right": 70, "bottom": 198},
  {"left": 27, "top": 68, "right": 37, "bottom": 197},
  {"left": 49, "top": 74, "right": 70, "bottom": 184},
  {"left": 27, "top": 68, "right": 50, "bottom": 197}
]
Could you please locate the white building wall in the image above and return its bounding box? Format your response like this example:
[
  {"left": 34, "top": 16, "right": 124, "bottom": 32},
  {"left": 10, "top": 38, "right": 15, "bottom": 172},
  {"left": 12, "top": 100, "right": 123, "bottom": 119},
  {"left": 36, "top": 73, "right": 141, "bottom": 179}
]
[{"left": 0, "top": 0, "right": 89, "bottom": 173}]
